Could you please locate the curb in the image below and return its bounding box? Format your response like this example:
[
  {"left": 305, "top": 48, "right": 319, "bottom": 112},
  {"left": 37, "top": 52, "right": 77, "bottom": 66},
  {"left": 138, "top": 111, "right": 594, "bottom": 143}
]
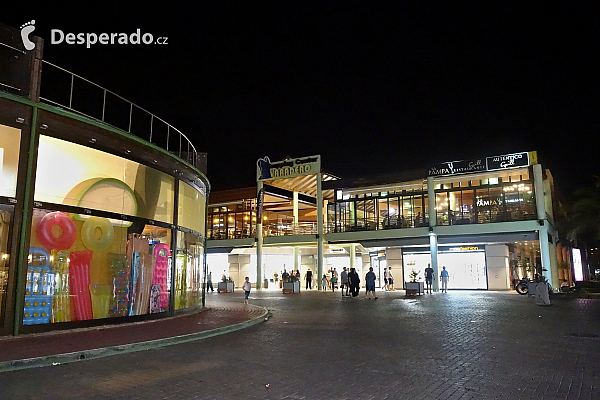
[{"left": 0, "top": 307, "right": 271, "bottom": 373}]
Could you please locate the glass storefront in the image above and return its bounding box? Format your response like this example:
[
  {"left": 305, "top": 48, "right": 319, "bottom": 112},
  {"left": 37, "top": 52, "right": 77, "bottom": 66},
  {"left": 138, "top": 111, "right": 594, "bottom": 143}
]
[
  {"left": 18, "top": 134, "right": 207, "bottom": 327},
  {"left": 402, "top": 247, "right": 488, "bottom": 290}
]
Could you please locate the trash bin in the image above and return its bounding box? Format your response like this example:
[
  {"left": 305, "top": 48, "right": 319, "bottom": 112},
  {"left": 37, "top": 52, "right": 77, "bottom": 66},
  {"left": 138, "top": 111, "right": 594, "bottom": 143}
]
[{"left": 263, "top": 278, "right": 268, "bottom": 289}]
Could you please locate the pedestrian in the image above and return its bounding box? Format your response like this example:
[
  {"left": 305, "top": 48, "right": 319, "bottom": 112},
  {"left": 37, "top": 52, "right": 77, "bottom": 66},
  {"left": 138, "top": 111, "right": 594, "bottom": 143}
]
[
  {"left": 340, "top": 267, "right": 349, "bottom": 296},
  {"left": 242, "top": 277, "right": 251, "bottom": 304},
  {"left": 424, "top": 263, "right": 434, "bottom": 293},
  {"left": 326, "top": 269, "right": 332, "bottom": 290},
  {"left": 207, "top": 271, "right": 214, "bottom": 292},
  {"left": 440, "top": 266, "right": 449, "bottom": 293},
  {"left": 331, "top": 271, "right": 337, "bottom": 292},
  {"left": 383, "top": 270, "right": 389, "bottom": 291},
  {"left": 321, "top": 274, "right": 327, "bottom": 292},
  {"left": 349, "top": 267, "right": 360, "bottom": 297},
  {"left": 387, "top": 267, "right": 395, "bottom": 291},
  {"left": 332, "top": 268, "right": 338, "bottom": 290},
  {"left": 305, "top": 268, "right": 313, "bottom": 290},
  {"left": 365, "top": 267, "right": 377, "bottom": 299}
]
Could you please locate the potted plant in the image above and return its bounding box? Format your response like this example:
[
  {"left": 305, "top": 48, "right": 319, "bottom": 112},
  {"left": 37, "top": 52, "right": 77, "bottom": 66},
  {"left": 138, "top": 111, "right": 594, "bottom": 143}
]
[
  {"left": 283, "top": 274, "right": 300, "bottom": 294},
  {"left": 217, "top": 277, "right": 235, "bottom": 293},
  {"left": 405, "top": 269, "right": 424, "bottom": 295}
]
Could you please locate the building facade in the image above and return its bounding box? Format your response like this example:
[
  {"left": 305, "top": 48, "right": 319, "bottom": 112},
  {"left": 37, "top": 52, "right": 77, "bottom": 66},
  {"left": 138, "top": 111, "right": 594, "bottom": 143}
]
[
  {"left": 207, "top": 152, "right": 562, "bottom": 293},
  {"left": 0, "top": 24, "right": 209, "bottom": 336}
]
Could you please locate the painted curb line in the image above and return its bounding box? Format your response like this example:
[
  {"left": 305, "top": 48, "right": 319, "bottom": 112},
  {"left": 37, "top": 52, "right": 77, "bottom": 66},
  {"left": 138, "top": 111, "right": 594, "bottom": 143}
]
[{"left": 0, "top": 307, "right": 271, "bottom": 373}]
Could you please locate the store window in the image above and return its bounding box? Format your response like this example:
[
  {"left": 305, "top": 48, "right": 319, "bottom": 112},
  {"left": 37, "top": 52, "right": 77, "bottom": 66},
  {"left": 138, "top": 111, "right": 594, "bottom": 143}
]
[
  {"left": 178, "top": 181, "right": 206, "bottom": 235},
  {"left": 35, "top": 136, "right": 175, "bottom": 224},
  {"left": 174, "top": 231, "right": 204, "bottom": 310},
  {"left": 24, "top": 208, "right": 172, "bottom": 325},
  {"left": 0, "top": 124, "right": 21, "bottom": 198},
  {"left": 0, "top": 205, "right": 14, "bottom": 327}
]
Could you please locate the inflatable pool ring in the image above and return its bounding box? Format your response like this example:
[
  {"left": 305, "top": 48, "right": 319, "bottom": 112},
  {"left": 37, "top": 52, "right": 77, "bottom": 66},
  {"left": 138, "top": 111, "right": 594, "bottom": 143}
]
[
  {"left": 81, "top": 217, "right": 114, "bottom": 252},
  {"left": 37, "top": 212, "right": 76, "bottom": 250}
]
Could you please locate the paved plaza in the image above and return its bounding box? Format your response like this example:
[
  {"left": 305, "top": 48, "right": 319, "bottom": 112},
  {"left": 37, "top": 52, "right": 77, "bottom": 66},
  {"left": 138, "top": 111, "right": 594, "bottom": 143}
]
[{"left": 0, "top": 289, "right": 599, "bottom": 399}]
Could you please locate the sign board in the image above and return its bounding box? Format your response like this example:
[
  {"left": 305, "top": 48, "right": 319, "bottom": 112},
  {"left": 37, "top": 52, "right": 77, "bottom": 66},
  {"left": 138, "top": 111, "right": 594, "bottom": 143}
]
[
  {"left": 256, "top": 187, "right": 265, "bottom": 220},
  {"left": 257, "top": 155, "right": 321, "bottom": 182},
  {"left": 428, "top": 151, "right": 536, "bottom": 177}
]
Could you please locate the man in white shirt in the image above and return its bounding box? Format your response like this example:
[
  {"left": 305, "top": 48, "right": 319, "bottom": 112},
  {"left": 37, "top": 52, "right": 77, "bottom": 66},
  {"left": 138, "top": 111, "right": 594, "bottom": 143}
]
[{"left": 386, "top": 267, "right": 394, "bottom": 291}]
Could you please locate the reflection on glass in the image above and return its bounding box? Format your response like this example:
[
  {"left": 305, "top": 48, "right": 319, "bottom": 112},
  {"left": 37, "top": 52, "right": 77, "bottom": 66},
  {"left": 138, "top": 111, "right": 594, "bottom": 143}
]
[
  {"left": 175, "top": 231, "right": 204, "bottom": 310},
  {"left": 0, "top": 124, "right": 21, "bottom": 198},
  {"left": 0, "top": 205, "right": 13, "bottom": 327}
]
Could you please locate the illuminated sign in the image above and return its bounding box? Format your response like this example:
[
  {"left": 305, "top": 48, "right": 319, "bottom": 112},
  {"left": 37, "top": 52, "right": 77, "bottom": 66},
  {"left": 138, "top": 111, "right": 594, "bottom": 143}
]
[
  {"left": 428, "top": 151, "right": 535, "bottom": 177},
  {"left": 445, "top": 246, "right": 482, "bottom": 252},
  {"left": 257, "top": 155, "right": 321, "bottom": 182},
  {"left": 572, "top": 248, "right": 584, "bottom": 281}
]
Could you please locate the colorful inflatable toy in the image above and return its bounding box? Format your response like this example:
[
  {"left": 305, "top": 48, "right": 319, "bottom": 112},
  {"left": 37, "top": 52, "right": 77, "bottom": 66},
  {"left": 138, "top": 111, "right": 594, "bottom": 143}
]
[
  {"left": 81, "top": 216, "right": 114, "bottom": 252},
  {"left": 37, "top": 211, "right": 76, "bottom": 250}
]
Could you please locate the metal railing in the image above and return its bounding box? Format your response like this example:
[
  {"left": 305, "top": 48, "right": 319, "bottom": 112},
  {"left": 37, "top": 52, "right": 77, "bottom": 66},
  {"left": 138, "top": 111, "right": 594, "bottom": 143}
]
[{"left": 38, "top": 60, "right": 198, "bottom": 167}]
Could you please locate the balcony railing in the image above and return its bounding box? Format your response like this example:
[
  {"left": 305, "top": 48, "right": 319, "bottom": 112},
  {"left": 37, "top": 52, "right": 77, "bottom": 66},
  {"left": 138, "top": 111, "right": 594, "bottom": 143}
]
[{"left": 0, "top": 40, "right": 199, "bottom": 169}]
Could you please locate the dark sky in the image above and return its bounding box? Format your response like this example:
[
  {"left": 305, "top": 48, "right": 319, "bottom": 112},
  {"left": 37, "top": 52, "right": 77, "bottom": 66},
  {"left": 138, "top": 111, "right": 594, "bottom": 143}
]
[{"left": 3, "top": 2, "right": 599, "bottom": 199}]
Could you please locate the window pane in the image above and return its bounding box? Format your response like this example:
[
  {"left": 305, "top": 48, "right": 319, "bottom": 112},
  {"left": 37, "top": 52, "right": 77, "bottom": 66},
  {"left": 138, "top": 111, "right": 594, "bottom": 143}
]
[
  {"left": 0, "top": 205, "right": 14, "bottom": 326},
  {"left": 0, "top": 124, "right": 21, "bottom": 198},
  {"left": 178, "top": 181, "right": 206, "bottom": 235},
  {"left": 174, "top": 231, "right": 204, "bottom": 310},
  {"left": 25, "top": 208, "right": 172, "bottom": 325},
  {"left": 35, "top": 136, "right": 174, "bottom": 223}
]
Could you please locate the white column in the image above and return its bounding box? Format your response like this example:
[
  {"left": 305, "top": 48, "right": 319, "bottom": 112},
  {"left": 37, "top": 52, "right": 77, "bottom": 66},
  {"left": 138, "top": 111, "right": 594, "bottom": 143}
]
[
  {"left": 293, "top": 191, "right": 299, "bottom": 230},
  {"left": 539, "top": 226, "right": 554, "bottom": 288},
  {"left": 533, "top": 164, "right": 546, "bottom": 221},
  {"left": 427, "top": 177, "right": 439, "bottom": 292},
  {"left": 429, "top": 232, "right": 439, "bottom": 292},
  {"left": 427, "top": 176, "right": 436, "bottom": 228},
  {"left": 256, "top": 181, "right": 263, "bottom": 289},
  {"left": 317, "top": 172, "right": 324, "bottom": 290},
  {"left": 350, "top": 243, "right": 355, "bottom": 270}
]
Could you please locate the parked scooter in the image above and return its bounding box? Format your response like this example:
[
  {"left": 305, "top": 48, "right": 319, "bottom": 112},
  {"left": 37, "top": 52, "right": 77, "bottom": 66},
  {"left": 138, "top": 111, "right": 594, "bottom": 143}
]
[{"left": 515, "top": 273, "right": 553, "bottom": 296}]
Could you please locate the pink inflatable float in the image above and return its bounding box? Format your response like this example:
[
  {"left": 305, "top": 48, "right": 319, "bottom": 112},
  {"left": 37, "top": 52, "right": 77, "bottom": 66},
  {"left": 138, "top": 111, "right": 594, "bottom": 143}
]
[
  {"left": 152, "top": 243, "right": 170, "bottom": 310},
  {"left": 69, "top": 250, "right": 94, "bottom": 321}
]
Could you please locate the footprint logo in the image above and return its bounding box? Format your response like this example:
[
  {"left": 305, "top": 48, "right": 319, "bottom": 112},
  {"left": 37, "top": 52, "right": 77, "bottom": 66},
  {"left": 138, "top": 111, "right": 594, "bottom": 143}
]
[{"left": 20, "top": 20, "right": 36, "bottom": 51}]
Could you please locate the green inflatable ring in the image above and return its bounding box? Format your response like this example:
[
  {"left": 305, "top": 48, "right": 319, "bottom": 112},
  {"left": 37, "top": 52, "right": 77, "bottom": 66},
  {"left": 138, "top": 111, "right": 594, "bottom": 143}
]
[{"left": 81, "top": 216, "right": 114, "bottom": 252}]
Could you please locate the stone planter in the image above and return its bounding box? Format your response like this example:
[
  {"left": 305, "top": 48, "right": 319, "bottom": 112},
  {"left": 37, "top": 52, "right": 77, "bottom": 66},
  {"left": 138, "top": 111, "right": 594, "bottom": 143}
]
[
  {"left": 217, "top": 281, "right": 234, "bottom": 293},
  {"left": 405, "top": 281, "right": 424, "bottom": 296},
  {"left": 283, "top": 281, "right": 300, "bottom": 294}
]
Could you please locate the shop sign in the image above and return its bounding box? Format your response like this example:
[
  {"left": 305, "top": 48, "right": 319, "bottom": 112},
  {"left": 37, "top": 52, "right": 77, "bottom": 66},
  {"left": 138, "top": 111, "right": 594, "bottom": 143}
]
[
  {"left": 486, "top": 152, "right": 529, "bottom": 171},
  {"left": 257, "top": 155, "right": 321, "bottom": 182},
  {"left": 444, "top": 246, "right": 483, "bottom": 252},
  {"left": 256, "top": 187, "right": 265, "bottom": 220},
  {"left": 428, "top": 151, "right": 535, "bottom": 177},
  {"left": 428, "top": 158, "right": 486, "bottom": 177}
]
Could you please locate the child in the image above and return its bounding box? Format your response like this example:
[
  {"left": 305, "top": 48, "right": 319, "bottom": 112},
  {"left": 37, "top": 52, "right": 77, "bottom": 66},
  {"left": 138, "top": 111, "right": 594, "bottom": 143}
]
[
  {"left": 321, "top": 274, "right": 327, "bottom": 292},
  {"left": 242, "top": 277, "right": 251, "bottom": 304}
]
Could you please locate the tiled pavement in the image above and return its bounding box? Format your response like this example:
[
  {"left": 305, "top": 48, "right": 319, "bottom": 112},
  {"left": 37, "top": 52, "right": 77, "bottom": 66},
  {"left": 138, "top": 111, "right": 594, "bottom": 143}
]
[{"left": 0, "top": 289, "right": 599, "bottom": 399}]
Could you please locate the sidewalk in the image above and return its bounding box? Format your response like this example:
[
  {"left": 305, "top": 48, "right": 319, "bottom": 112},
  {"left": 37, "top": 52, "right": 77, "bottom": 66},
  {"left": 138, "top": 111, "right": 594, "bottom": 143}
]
[{"left": 0, "top": 302, "right": 268, "bottom": 372}]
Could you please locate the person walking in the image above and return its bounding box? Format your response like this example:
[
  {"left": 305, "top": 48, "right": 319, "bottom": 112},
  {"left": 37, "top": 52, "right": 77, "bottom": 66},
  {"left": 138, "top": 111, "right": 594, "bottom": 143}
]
[
  {"left": 340, "top": 267, "right": 349, "bottom": 296},
  {"left": 365, "top": 267, "right": 378, "bottom": 299},
  {"left": 424, "top": 263, "right": 434, "bottom": 293},
  {"left": 242, "top": 277, "right": 251, "bottom": 304},
  {"left": 305, "top": 268, "right": 313, "bottom": 290},
  {"left": 207, "top": 271, "right": 214, "bottom": 292},
  {"left": 331, "top": 271, "right": 338, "bottom": 292},
  {"left": 440, "top": 266, "right": 449, "bottom": 293},
  {"left": 349, "top": 267, "right": 360, "bottom": 297},
  {"left": 387, "top": 267, "right": 395, "bottom": 291},
  {"left": 321, "top": 274, "right": 327, "bottom": 292}
]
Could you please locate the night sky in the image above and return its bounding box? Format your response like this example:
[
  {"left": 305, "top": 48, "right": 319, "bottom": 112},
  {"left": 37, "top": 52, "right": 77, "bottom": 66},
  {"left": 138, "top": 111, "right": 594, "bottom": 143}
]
[{"left": 3, "top": 2, "right": 598, "bottom": 199}]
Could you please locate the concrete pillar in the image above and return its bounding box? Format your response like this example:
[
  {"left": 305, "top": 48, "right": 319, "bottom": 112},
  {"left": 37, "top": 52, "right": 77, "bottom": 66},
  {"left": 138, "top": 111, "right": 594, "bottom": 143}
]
[
  {"left": 317, "top": 172, "right": 324, "bottom": 290},
  {"left": 533, "top": 164, "right": 546, "bottom": 221},
  {"left": 294, "top": 246, "right": 299, "bottom": 273},
  {"left": 256, "top": 181, "right": 263, "bottom": 289},
  {"left": 427, "top": 176, "right": 436, "bottom": 228},
  {"left": 430, "top": 232, "right": 439, "bottom": 292},
  {"left": 350, "top": 243, "right": 355, "bottom": 270},
  {"left": 539, "top": 226, "right": 554, "bottom": 288},
  {"left": 293, "top": 191, "right": 299, "bottom": 230}
]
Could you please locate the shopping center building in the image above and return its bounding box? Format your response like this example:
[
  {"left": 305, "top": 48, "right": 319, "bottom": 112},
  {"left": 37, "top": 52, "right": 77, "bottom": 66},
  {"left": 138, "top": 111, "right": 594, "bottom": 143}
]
[
  {"left": 207, "top": 152, "right": 564, "bottom": 293},
  {"left": 0, "top": 24, "right": 209, "bottom": 336}
]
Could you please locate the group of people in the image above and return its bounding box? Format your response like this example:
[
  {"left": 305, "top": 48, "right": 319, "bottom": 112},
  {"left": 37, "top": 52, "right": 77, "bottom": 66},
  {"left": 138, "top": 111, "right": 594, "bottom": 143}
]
[
  {"left": 424, "top": 263, "right": 449, "bottom": 293},
  {"left": 382, "top": 266, "right": 395, "bottom": 291}
]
